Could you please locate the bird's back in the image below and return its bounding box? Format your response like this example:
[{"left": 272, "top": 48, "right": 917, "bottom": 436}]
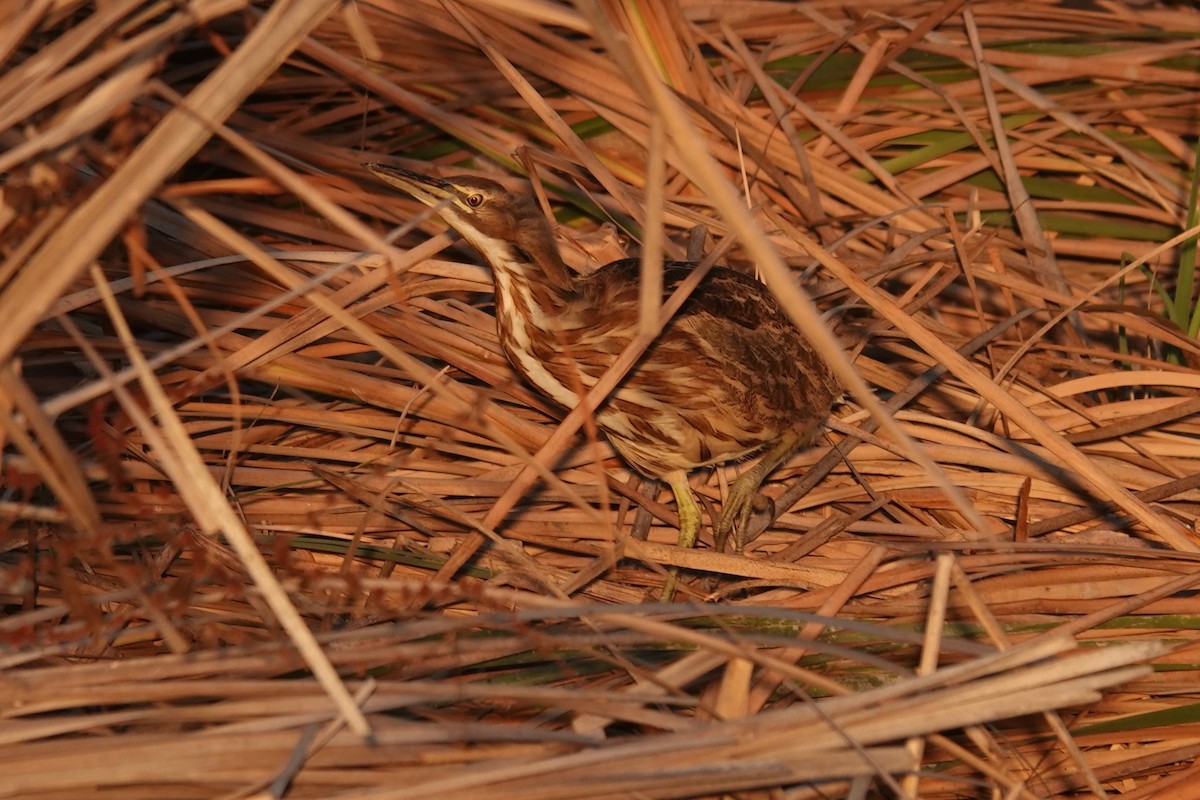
[{"left": 498, "top": 259, "right": 838, "bottom": 477}]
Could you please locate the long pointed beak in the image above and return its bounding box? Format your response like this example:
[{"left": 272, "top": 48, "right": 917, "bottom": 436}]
[{"left": 364, "top": 162, "right": 454, "bottom": 208}]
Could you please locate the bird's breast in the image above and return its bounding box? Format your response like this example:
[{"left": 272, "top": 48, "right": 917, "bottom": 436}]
[{"left": 493, "top": 269, "right": 582, "bottom": 410}]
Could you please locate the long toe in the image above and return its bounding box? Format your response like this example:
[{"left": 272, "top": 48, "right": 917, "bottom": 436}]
[{"left": 715, "top": 484, "right": 758, "bottom": 553}]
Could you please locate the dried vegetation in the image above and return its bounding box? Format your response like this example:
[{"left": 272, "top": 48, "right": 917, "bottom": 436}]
[{"left": 2, "top": 0, "right": 1200, "bottom": 797}]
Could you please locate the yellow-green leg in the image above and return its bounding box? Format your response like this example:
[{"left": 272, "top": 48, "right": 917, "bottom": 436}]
[
  {"left": 715, "top": 433, "right": 801, "bottom": 553},
  {"left": 659, "top": 469, "right": 701, "bottom": 601}
]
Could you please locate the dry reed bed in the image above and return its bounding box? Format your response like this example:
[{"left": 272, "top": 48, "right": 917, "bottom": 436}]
[{"left": 2, "top": 0, "right": 1200, "bottom": 797}]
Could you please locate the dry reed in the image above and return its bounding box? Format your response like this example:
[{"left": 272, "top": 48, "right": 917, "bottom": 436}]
[{"left": 2, "top": 0, "right": 1199, "bottom": 796}]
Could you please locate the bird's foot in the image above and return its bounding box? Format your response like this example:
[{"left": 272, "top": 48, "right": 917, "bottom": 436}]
[
  {"left": 715, "top": 483, "right": 774, "bottom": 553},
  {"left": 659, "top": 470, "right": 702, "bottom": 602}
]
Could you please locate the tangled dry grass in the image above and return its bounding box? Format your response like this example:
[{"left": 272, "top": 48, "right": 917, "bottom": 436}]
[{"left": 2, "top": 0, "right": 1200, "bottom": 797}]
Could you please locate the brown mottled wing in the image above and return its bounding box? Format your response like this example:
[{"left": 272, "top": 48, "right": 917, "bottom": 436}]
[
  {"left": 668, "top": 263, "right": 837, "bottom": 426},
  {"left": 570, "top": 259, "right": 837, "bottom": 441}
]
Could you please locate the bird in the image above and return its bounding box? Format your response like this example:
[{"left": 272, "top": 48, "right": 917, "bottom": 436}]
[{"left": 366, "top": 162, "right": 840, "bottom": 596}]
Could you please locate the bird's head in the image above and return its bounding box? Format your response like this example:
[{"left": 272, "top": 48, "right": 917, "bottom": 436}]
[{"left": 365, "top": 163, "right": 573, "bottom": 291}]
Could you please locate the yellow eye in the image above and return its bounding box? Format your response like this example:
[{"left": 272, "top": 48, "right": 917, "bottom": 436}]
[{"left": 465, "top": 193, "right": 484, "bottom": 208}]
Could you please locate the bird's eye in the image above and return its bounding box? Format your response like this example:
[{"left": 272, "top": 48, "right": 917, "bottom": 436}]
[{"left": 465, "top": 193, "right": 484, "bottom": 208}]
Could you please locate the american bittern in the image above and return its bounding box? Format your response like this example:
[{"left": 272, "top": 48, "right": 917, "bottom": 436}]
[{"left": 366, "top": 163, "right": 839, "bottom": 592}]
